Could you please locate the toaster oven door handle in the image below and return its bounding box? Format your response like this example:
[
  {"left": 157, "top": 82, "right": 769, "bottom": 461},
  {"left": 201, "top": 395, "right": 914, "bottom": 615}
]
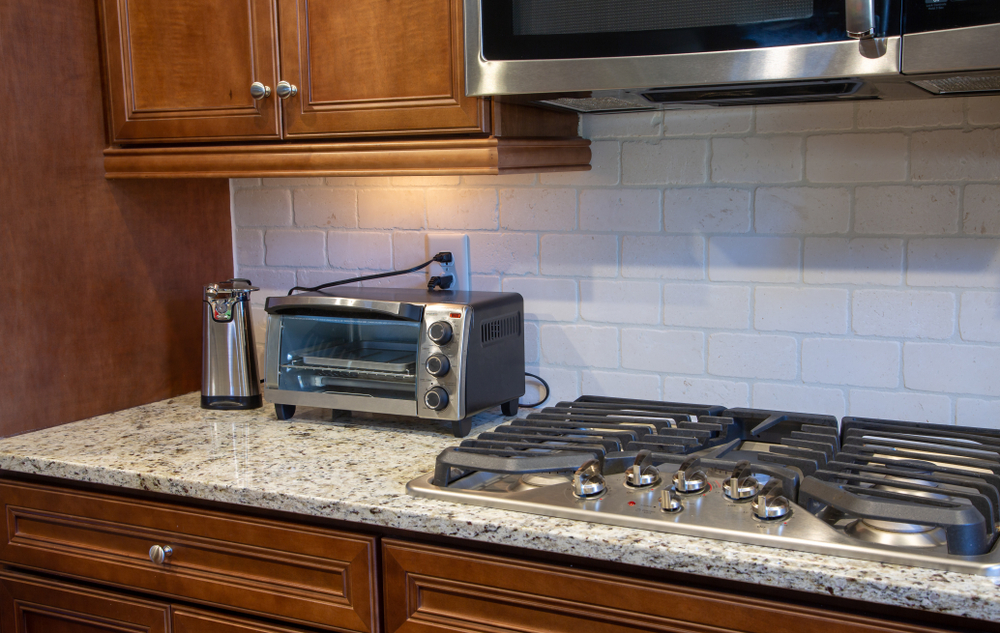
[{"left": 264, "top": 296, "right": 423, "bottom": 321}]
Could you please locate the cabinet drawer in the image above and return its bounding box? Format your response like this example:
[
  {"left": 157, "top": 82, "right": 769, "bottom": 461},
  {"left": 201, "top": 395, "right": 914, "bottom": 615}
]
[
  {"left": 383, "top": 540, "right": 950, "bottom": 633},
  {"left": 0, "top": 480, "right": 377, "bottom": 632}
]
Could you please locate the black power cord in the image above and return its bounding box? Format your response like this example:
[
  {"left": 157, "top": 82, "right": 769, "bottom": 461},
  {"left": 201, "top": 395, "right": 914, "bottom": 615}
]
[
  {"left": 520, "top": 372, "right": 550, "bottom": 408},
  {"left": 287, "top": 252, "right": 453, "bottom": 295}
]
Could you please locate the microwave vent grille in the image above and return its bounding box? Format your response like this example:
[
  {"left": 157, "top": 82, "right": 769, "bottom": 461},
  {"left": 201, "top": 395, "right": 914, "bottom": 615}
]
[
  {"left": 911, "top": 75, "right": 1000, "bottom": 95},
  {"left": 482, "top": 313, "right": 521, "bottom": 344}
]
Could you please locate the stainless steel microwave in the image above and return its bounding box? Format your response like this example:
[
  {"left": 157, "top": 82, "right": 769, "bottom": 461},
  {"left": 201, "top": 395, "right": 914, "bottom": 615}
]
[
  {"left": 263, "top": 288, "right": 524, "bottom": 437},
  {"left": 465, "top": 0, "right": 1000, "bottom": 110}
]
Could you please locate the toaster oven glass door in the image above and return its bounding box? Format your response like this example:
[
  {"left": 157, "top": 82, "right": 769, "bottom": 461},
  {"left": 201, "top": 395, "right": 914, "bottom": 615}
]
[{"left": 274, "top": 314, "right": 420, "bottom": 400}]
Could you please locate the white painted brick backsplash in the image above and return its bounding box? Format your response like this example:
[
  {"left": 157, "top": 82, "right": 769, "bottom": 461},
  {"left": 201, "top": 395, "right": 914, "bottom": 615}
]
[
  {"left": 541, "top": 324, "right": 619, "bottom": 368},
  {"left": 357, "top": 189, "right": 425, "bottom": 229},
  {"left": 907, "top": 238, "right": 1000, "bottom": 288},
  {"left": 581, "top": 280, "right": 660, "bottom": 325},
  {"left": 663, "top": 283, "right": 750, "bottom": 329},
  {"left": 663, "top": 109, "right": 752, "bottom": 137},
  {"left": 963, "top": 185, "right": 1000, "bottom": 235},
  {"left": 853, "top": 290, "right": 955, "bottom": 339},
  {"left": 849, "top": 390, "right": 952, "bottom": 424},
  {"left": 234, "top": 188, "right": 292, "bottom": 226},
  {"left": 427, "top": 189, "right": 498, "bottom": 230},
  {"left": 230, "top": 96, "right": 1000, "bottom": 425},
  {"left": 968, "top": 96, "right": 1000, "bottom": 126},
  {"left": 622, "top": 140, "right": 707, "bottom": 185},
  {"left": 235, "top": 229, "right": 264, "bottom": 267},
  {"left": 663, "top": 188, "right": 751, "bottom": 233},
  {"left": 622, "top": 236, "right": 704, "bottom": 280},
  {"left": 855, "top": 185, "right": 958, "bottom": 235},
  {"left": 752, "top": 383, "right": 846, "bottom": 419},
  {"left": 580, "top": 189, "right": 661, "bottom": 232},
  {"left": 502, "top": 277, "right": 577, "bottom": 321},
  {"left": 754, "top": 287, "right": 848, "bottom": 334},
  {"left": 754, "top": 187, "right": 850, "bottom": 234},
  {"left": 708, "top": 236, "right": 800, "bottom": 283},
  {"left": 856, "top": 99, "right": 963, "bottom": 129},
  {"left": 662, "top": 376, "right": 749, "bottom": 407},
  {"left": 500, "top": 188, "right": 577, "bottom": 231},
  {"left": 905, "top": 342, "right": 1000, "bottom": 396},
  {"left": 468, "top": 233, "right": 537, "bottom": 275},
  {"left": 327, "top": 231, "right": 391, "bottom": 270},
  {"left": 540, "top": 234, "right": 618, "bottom": 278},
  {"left": 960, "top": 291, "right": 1000, "bottom": 343},
  {"left": 802, "top": 338, "right": 900, "bottom": 388},
  {"left": 806, "top": 133, "right": 907, "bottom": 183},
  {"left": 803, "top": 237, "right": 903, "bottom": 286},
  {"left": 293, "top": 188, "right": 357, "bottom": 227},
  {"left": 707, "top": 333, "right": 797, "bottom": 380},
  {"left": 263, "top": 230, "right": 326, "bottom": 267},
  {"left": 956, "top": 398, "right": 1000, "bottom": 429},
  {"left": 911, "top": 129, "right": 1000, "bottom": 182},
  {"left": 526, "top": 365, "right": 580, "bottom": 404},
  {"left": 582, "top": 370, "right": 661, "bottom": 400},
  {"left": 755, "top": 102, "right": 854, "bottom": 134},
  {"left": 711, "top": 137, "right": 802, "bottom": 184},
  {"left": 622, "top": 328, "right": 704, "bottom": 374}
]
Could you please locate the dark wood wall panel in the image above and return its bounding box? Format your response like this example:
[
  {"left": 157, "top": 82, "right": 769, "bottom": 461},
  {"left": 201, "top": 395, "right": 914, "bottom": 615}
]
[{"left": 0, "top": 0, "right": 233, "bottom": 436}]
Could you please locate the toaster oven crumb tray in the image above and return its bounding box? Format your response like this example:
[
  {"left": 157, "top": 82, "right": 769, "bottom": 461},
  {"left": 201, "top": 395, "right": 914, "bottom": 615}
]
[{"left": 300, "top": 341, "right": 417, "bottom": 373}]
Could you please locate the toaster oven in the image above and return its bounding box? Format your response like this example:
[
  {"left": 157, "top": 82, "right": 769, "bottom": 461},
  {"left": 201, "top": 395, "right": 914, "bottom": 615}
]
[{"left": 262, "top": 288, "right": 524, "bottom": 437}]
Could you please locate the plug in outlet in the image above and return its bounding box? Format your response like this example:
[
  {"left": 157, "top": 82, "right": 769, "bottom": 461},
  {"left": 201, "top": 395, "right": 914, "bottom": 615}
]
[{"left": 427, "top": 233, "right": 471, "bottom": 291}]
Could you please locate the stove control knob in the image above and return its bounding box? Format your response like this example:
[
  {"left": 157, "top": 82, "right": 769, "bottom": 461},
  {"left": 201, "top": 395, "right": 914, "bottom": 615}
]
[
  {"left": 573, "top": 459, "right": 606, "bottom": 498},
  {"left": 660, "top": 488, "right": 683, "bottom": 513},
  {"left": 424, "top": 387, "right": 449, "bottom": 411},
  {"left": 672, "top": 456, "right": 708, "bottom": 494},
  {"left": 752, "top": 479, "right": 790, "bottom": 520},
  {"left": 625, "top": 449, "right": 660, "bottom": 488},
  {"left": 724, "top": 460, "right": 759, "bottom": 501},
  {"left": 425, "top": 354, "right": 450, "bottom": 377},
  {"left": 428, "top": 321, "right": 453, "bottom": 345}
]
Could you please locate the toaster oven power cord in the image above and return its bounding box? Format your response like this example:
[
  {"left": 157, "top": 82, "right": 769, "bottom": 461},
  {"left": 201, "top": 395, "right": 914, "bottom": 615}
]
[
  {"left": 286, "top": 252, "right": 454, "bottom": 295},
  {"left": 521, "top": 372, "right": 549, "bottom": 408}
]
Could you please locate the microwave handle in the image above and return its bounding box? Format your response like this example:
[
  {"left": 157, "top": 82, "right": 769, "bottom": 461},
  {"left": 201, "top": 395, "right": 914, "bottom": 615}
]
[
  {"left": 846, "top": 0, "right": 876, "bottom": 39},
  {"left": 264, "top": 295, "right": 423, "bottom": 321}
]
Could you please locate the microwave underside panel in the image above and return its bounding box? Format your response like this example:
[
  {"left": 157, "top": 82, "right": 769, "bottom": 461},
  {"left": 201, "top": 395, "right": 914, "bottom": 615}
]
[{"left": 911, "top": 74, "right": 1000, "bottom": 94}]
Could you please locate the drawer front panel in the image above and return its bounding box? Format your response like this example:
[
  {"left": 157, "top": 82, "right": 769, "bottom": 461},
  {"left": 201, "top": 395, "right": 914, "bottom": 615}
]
[
  {"left": 382, "top": 540, "right": 951, "bottom": 633},
  {"left": 0, "top": 481, "right": 377, "bottom": 633}
]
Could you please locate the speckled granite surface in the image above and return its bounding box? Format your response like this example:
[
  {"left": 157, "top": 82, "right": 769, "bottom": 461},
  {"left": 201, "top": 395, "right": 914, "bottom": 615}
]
[{"left": 1, "top": 393, "right": 998, "bottom": 622}]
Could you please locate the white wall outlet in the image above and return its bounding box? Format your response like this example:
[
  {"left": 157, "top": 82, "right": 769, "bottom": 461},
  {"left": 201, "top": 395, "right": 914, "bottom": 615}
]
[{"left": 427, "top": 233, "right": 471, "bottom": 291}]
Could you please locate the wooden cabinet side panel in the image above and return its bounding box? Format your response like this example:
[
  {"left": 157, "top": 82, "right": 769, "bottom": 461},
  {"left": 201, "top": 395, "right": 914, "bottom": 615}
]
[
  {"left": 278, "top": 0, "right": 487, "bottom": 137},
  {"left": 0, "top": 481, "right": 378, "bottom": 633},
  {"left": 382, "top": 540, "right": 957, "bottom": 633},
  {"left": 0, "top": 569, "right": 170, "bottom": 633},
  {"left": 100, "top": 0, "right": 281, "bottom": 142}
]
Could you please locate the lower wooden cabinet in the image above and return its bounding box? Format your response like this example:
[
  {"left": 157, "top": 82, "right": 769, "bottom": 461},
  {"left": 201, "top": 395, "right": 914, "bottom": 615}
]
[{"left": 381, "top": 540, "right": 959, "bottom": 633}]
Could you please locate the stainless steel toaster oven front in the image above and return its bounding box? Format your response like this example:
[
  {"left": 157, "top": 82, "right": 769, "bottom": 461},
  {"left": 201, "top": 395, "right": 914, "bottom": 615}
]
[{"left": 262, "top": 288, "right": 524, "bottom": 437}]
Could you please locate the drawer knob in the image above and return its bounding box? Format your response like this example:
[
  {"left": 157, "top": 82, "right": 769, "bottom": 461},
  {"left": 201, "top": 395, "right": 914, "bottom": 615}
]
[
  {"left": 250, "top": 82, "right": 271, "bottom": 100},
  {"left": 148, "top": 544, "right": 173, "bottom": 565},
  {"left": 276, "top": 81, "right": 297, "bottom": 99}
]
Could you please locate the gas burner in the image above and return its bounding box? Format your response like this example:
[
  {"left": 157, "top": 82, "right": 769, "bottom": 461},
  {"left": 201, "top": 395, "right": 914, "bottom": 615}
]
[{"left": 409, "top": 396, "right": 1000, "bottom": 576}]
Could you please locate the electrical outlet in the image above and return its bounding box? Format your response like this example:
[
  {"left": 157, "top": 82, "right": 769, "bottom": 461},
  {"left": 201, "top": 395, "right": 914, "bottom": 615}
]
[{"left": 427, "top": 233, "right": 471, "bottom": 291}]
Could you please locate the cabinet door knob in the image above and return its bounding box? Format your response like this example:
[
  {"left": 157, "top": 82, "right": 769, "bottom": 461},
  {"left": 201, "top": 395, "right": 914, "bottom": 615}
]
[
  {"left": 250, "top": 82, "right": 271, "bottom": 100},
  {"left": 276, "top": 81, "right": 298, "bottom": 100},
  {"left": 148, "top": 544, "right": 173, "bottom": 565}
]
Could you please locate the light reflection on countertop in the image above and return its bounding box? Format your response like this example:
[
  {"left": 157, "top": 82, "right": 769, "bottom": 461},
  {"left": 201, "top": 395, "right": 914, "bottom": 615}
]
[{"left": 0, "top": 392, "right": 998, "bottom": 622}]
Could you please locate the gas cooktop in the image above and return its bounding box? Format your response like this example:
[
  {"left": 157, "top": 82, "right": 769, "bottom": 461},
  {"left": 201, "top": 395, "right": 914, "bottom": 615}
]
[{"left": 407, "top": 396, "right": 1000, "bottom": 576}]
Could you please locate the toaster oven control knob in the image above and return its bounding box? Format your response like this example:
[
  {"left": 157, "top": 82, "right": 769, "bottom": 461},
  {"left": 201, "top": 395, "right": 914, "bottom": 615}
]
[
  {"left": 428, "top": 321, "right": 453, "bottom": 345},
  {"left": 573, "top": 459, "right": 606, "bottom": 498},
  {"left": 625, "top": 449, "right": 660, "bottom": 488},
  {"left": 724, "top": 460, "right": 759, "bottom": 501},
  {"left": 672, "top": 456, "right": 708, "bottom": 494},
  {"left": 752, "top": 479, "right": 790, "bottom": 520},
  {"left": 425, "top": 354, "right": 451, "bottom": 377},
  {"left": 424, "top": 387, "right": 449, "bottom": 411}
]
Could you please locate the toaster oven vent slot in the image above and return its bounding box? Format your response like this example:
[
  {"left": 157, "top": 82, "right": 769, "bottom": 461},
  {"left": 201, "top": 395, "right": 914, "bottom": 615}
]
[{"left": 482, "top": 313, "right": 521, "bottom": 344}]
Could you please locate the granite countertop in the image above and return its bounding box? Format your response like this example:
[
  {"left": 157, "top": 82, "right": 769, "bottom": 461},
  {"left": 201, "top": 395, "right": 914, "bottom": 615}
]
[{"left": 0, "top": 393, "right": 998, "bottom": 622}]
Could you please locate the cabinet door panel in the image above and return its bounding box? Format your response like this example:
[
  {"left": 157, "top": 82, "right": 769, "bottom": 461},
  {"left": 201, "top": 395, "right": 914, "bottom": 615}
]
[
  {"left": 277, "top": 0, "right": 487, "bottom": 138},
  {"left": 0, "top": 570, "right": 169, "bottom": 633},
  {"left": 102, "top": 0, "right": 280, "bottom": 142}
]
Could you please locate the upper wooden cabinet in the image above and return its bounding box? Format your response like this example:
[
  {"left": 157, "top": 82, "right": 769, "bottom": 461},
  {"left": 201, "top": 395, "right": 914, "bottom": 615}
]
[
  {"left": 97, "top": 0, "right": 589, "bottom": 177},
  {"left": 101, "top": 0, "right": 487, "bottom": 144}
]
